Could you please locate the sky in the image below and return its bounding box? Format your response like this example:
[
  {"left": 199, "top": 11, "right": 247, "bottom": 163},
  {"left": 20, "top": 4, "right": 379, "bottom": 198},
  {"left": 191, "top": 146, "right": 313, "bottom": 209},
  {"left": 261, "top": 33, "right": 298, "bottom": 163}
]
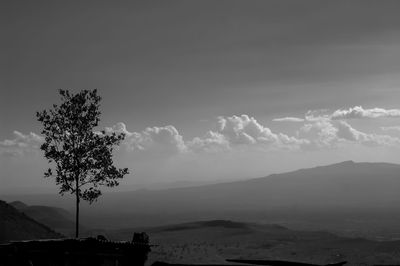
[{"left": 2, "top": 1, "right": 400, "bottom": 193}]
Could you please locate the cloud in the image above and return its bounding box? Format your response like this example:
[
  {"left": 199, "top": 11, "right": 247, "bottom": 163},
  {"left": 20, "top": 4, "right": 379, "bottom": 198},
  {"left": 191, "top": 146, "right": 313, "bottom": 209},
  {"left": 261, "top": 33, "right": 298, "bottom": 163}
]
[
  {"left": 298, "top": 120, "right": 339, "bottom": 148},
  {"left": 0, "top": 131, "right": 44, "bottom": 157},
  {"left": 381, "top": 126, "right": 400, "bottom": 132},
  {"left": 4, "top": 112, "right": 400, "bottom": 158},
  {"left": 2, "top": 123, "right": 188, "bottom": 158},
  {"left": 335, "top": 121, "right": 360, "bottom": 141},
  {"left": 189, "top": 115, "right": 309, "bottom": 151},
  {"left": 187, "top": 114, "right": 400, "bottom": 152},
  {"left": 187, "top": 131, "right": 230, "bottom": 153},
  {"left": 104, "top": 122, "right": 132, "bottom": 136},
  {"left": 272, "top": 117, "right": 305, "bottom": 122},
  {"left": 331, "top": 106, "right": 400, "bottom": 120},
  {"left": 103, "top": 116, "right": 308, "bottom": 154},
  {"left": 298, "top": 119, "right": 400, "bottom": 149},
  {"left": 279, "top": 106, "right": 400, "bottom": 122},
  {"left": 217, "top": 115, "right": 266, "bottom": 145},
  {"left": 106, "top": 122, "right": 187, "bottom": 153},
  {"left": 305, "top": 109, "right": 331, "bottom": 121}
]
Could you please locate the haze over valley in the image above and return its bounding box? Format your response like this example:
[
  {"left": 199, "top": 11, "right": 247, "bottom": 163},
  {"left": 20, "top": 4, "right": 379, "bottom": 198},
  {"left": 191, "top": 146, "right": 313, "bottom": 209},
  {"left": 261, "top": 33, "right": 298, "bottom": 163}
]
[
  {"left": 4, "top": 161, "right": 400, "bottom": 241},
  {"left": 3, "top": 1, "right": 400, "bottom": 265}
]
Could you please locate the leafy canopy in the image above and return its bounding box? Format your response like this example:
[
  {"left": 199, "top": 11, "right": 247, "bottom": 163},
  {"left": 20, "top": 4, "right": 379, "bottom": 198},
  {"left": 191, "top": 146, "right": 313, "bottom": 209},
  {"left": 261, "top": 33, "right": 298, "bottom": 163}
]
[{"left": 36, "top": 89, "right": 129, "bottom": 203}]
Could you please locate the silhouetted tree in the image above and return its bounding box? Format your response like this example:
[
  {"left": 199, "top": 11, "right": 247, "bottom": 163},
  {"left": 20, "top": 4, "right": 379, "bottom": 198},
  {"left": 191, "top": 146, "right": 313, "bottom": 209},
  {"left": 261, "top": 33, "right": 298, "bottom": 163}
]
[{"left": 36, "top": 89, "right": 129, "bottom": 238}]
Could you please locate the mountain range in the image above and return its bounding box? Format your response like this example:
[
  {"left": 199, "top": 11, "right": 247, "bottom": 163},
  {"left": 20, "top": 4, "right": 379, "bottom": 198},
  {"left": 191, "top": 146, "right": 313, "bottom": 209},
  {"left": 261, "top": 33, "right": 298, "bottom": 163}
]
[
  {"left": 3, "top": 161, "right": 400, "bottom": 237},
  {"left": 101, "top": 160, "right": 400, "bottom": 210}
]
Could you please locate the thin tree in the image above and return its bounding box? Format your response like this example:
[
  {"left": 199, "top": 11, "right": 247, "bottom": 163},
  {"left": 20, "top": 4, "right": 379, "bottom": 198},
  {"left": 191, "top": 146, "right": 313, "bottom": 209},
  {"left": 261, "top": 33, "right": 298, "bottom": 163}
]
[{"left": 37, "top": 89, "right": 129, "bottom": 238}]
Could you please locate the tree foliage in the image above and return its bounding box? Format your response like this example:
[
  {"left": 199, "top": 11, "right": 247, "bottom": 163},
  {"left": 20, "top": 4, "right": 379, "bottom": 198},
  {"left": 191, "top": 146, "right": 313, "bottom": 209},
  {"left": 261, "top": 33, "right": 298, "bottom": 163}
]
[{"left": 36, "top": 89, "right": 128, "bottom": 205}]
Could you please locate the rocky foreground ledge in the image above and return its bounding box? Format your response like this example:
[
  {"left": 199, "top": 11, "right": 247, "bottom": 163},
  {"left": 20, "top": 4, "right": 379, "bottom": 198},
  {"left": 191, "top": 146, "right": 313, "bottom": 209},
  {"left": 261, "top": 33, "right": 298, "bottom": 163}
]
[{"left": 0, "top": 235, "right": 151, "bottom": 266}]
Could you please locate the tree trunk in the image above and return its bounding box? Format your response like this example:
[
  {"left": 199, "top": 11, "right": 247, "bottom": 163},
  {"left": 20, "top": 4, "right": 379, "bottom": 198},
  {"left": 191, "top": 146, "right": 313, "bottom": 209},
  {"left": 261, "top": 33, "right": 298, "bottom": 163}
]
[{"left": 75, "top": 179, "right": 80, "bottom": 238}]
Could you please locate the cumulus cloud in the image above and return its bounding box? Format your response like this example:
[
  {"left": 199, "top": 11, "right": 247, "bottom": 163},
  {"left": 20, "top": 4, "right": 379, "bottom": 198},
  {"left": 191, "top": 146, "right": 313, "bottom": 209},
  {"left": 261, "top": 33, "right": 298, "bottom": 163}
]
[
  {"left": 189, "top": 115, "right": 309, "bottom": 152},
  {"left": 101, "top": 116, "right": 311, "bottom": 154},
  {"left": 105, "top": 122, "right": 187, "bottom": 153},
  {"left": 103, "top": 116, "right": 308, "bottom": 154},
  {"left": 104, "top": 122, "right": 132, "bottom": 136},
  {"left": 296, "top": 106, "right": 400, "bottom": 147},
  {"left": 187, "top": 131, "right": 230, "bottom": 153},
  {"left": 298, "top": 120, "right": 339, "bottom": 148},
  {"left": 217, "top": 115, "right": 268, "bottom": 145},
  {"left": 331, "top": 106, "right": 400, "bottom": 120},
  {"left": 305, "top": 109, "right": 331, "bottom": 121},
  {"left": 298, "top": 119, "right": 400, "bottom": 149},
  {"left": 4, "top": 112, "right": 400, "bottom": 158},
  {"left": 3, "top": 123, "right": 188, "bottom": 157},
  {"left": 272, "top": 117, "right": 305, "bottom": 122},
  {"left": 0, "top": 131, "right": 44, "bottom": 157}
]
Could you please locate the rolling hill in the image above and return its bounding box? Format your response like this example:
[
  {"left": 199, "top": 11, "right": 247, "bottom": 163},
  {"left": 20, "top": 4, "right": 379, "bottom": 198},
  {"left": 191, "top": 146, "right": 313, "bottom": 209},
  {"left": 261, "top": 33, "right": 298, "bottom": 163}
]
[
  {"left": 9, "top": 201, "right": 74, "bottom": 234},
  {"left": 0, "top": 200, "right": 62, "bottom": 243}
]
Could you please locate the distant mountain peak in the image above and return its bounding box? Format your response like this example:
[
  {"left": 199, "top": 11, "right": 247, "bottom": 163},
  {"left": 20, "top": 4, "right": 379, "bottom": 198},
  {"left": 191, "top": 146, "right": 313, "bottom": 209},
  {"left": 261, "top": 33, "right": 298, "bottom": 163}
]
[
  {"left": 318, "top": 160, "right": 355, "bottom": 168},
  {"left": 338, "top": 160, "right": 355, "bottom": 164}
]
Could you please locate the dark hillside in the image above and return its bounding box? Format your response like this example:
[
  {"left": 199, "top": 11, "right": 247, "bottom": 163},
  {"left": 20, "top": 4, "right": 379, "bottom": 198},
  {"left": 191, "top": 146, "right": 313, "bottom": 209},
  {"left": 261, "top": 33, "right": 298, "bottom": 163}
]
[
  {"left": 0, "top": 200, "right": 62, "bottom": 243},
  {"left": 9, "top": 201, "right": 74, "bottom": 233}
]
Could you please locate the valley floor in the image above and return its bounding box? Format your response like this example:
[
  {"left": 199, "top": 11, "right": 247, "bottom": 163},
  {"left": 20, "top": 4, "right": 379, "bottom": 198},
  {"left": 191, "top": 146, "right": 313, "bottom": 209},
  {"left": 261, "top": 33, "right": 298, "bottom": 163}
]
[{"left": 103, "top": 220, "right": 400, "bottom": 266}]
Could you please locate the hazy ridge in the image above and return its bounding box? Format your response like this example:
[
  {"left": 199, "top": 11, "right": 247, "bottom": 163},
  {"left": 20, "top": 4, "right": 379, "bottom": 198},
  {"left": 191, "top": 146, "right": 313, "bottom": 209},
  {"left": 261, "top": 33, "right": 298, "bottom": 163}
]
[{"left": 3, "top": 161, "right": 400, "bottom": 239}]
